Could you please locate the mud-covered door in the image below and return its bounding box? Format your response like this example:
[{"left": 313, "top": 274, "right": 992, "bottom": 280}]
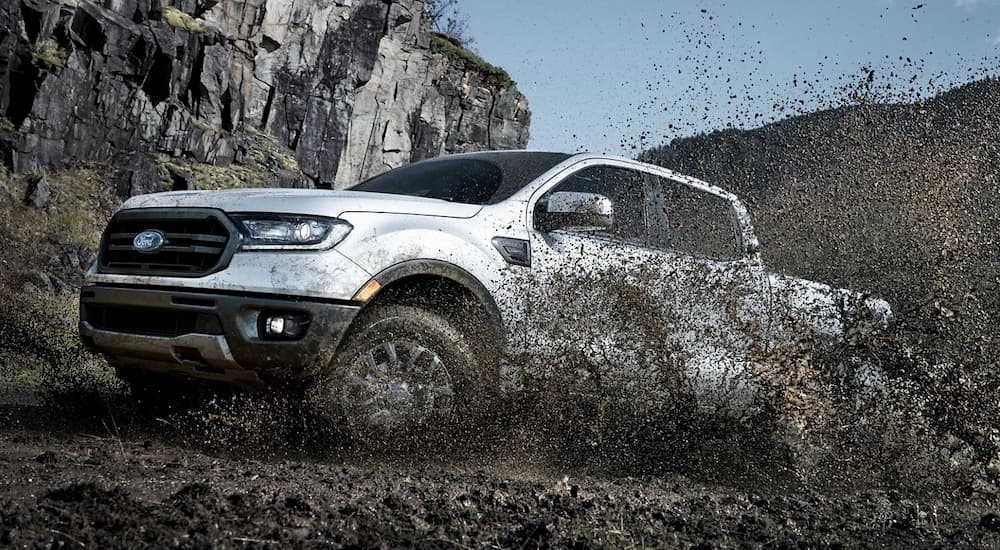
[
  {"left": 523, "top": 164, "right": 661, "bottom": 378},
  {"left": 641, "top": 171, "right": 771, "bottom": 410}
]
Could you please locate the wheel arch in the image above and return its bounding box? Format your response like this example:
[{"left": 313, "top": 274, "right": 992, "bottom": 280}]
[{"left": 352, "top": 260, "right": 506, "bottom": 355}]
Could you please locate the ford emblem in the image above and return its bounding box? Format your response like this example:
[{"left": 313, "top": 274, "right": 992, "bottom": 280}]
[{"left": 133, "top": 230, "right": 165, "bottom": 253}]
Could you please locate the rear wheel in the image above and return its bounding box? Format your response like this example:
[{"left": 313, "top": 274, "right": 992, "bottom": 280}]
[{"left": 312, "top": 304, "right": 494, "bottom": 438}]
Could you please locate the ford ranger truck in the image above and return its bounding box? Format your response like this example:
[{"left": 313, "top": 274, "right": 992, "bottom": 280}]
[{"left": 79, "top": 151, "right": 892, "bottom": 429}]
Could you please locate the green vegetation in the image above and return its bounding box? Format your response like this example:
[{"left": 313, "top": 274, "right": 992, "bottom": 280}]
[
  {"left": 424, "top": 0, "right": 473, "bottom": 46},
  {"left": 33, "top": 39, "right": 69, "bottom": 68},
  {"left": 0, "top": 165, "right": 123, "bottom": 399},
  {"left": 424, "top": 1, "right": 512, "bottom": 87},
  {"left": 157, "top": 156, "right": 253, "bottom": 190},
  {"left": 161, "top": 7, "right": 204, "bottom": 33},
  {"left": 190, "top": 118, "right": 230, "bottom": 137},
  {"left": 245, "top": 127, "right": 300, "bottom": 172},
  {"left": 429, "top": 32, "right": 513, "bottom": 89},
  {"left": 189, "top": 118, "right": 213, "bottom": 132},
  {"left": 0, "top": 116, "right": 16, "bottom": 133},
  {"left": 157, "top": 128, "right": 301, "bottom": 190},
  {"left": 0, "top": 166, "right": 119, "bottom": 251}
]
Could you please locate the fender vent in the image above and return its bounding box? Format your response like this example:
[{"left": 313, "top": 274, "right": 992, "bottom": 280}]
[{"left": 98, "top": 208, "right": 239, "bottom": 277}]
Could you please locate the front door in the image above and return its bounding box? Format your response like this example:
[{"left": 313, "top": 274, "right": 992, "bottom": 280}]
[{"left": 524, "top": 163, "right": 667, "bottom": 390}]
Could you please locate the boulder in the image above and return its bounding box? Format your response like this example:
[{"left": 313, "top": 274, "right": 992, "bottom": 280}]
[
  {"left": 165, "top": 165, "right": 197, "bottom": 191},
  {"left": 114, "top": 152, "right": 161, "bottom": 198},
  {"left": 24, "top": 176, "right": 51, "bottom": 208}
]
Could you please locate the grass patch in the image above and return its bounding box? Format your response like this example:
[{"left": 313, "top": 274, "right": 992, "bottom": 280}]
[
  {"left": 0, "top": 165, "right": 119, "bottom": 254},
  {"left": 157, "top": 155, "right": 267, "bottom": 190},
  {"left": 429, "top": 32, "right": 513, "bottom": 89},
  {"left": 33, "top": 39, "right": 69, "bottom": 68},
  {"left": 158, "top": 156, "right": 240, "bottom": 190},
  {"left": 157, "top": 127, "right": 303, "bottom": 190},
  {"left": 244, "top": 127, "right": 300, "bottom": 172},
  {"left": 0, "top": 166, "right": 123, "bottom": 402},
  {"left": 190, "top": 118, "right": 229, "bottom": 136},
  {"left": 161, "top": 7, "right": 204, "bottom": 33},
  {"left": 0, "top": 116, "right": 16, "bottom": 133}
]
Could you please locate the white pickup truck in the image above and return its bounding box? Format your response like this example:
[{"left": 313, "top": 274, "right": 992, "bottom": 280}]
[{"left": 79, "top": 151, "right": 891, "bottom": 429}]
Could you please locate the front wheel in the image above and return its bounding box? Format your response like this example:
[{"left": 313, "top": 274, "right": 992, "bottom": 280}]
[{"left": 311, "top": 304, "right": 494, "bottom": 439}]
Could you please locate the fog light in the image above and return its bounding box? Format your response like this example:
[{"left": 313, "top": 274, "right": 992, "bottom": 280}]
[
  {"left": 266, "top": 316, "right": 285, "bottom": 335},
  {"left": 259, "top": 312, "right": 311, "bottom": 340}
]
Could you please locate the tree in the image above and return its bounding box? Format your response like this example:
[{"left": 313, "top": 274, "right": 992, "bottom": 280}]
[{"left": 424, "top": 0, "right": 474, "bottom": 47}]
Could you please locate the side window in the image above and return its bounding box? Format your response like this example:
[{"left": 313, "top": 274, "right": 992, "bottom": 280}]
[
  {"left": 534, "top": 165, "right": 646, "bottom": 244},
  {"left": 645, "top": 173, "right": 741, "bottom": 261}
]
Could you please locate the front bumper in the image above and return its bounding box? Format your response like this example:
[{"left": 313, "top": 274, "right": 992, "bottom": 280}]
[{"left": 79, "top": 285, "right": 361, "bottom": 390}]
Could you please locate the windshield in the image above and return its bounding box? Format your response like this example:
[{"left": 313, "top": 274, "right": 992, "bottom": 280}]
[{"left": 349, "top": 152, "right": 571, "bottom": 205}]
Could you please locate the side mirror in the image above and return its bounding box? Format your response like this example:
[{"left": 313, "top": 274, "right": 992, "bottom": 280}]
[{"left": 536, "top": 191, "right": 614, "bottom": 232}]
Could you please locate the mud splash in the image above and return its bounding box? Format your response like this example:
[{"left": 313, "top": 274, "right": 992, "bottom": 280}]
[{"left": 1, "top": 381, "right": 1000, "bottom": 548}]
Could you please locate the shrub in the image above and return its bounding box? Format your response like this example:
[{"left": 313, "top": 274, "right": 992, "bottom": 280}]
[
  {"left": 33, "top": 39, "right": 69, "bottom": 68},
  {"left": 429, "top": 32, "right": 513, "bottom": 89},
  {"left": 161, "top": 7, "right": 204, "bottom": 33}
]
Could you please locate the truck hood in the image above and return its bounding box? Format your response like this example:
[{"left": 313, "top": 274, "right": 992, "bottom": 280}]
[{"left": 121, "top": 189, "right": 483, "bottom": 219}]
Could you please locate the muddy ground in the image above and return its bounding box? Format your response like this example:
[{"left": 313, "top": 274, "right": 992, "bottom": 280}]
[{"left": 0, "top": 381, "right": 998, "bottom": 549}]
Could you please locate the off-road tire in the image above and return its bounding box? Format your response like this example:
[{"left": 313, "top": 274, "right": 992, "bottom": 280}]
[{"left": 310, "top": 304, "right": 496, "bottom": 440}]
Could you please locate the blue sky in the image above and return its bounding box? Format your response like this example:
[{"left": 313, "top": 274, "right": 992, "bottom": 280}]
[{"left": 459, "top": 0, "right": 1000, "bottom": 155}]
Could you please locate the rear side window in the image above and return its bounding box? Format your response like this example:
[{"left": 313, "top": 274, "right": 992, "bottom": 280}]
[{"left": 645, "top": 173, "right": 740, "bottom": 261}]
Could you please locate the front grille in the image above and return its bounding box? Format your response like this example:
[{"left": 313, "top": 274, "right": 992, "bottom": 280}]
[
  {"left": 98, "top": 208, "right": 238, "bottom": 277},
  {"left": 84, "top": 304, "right": 223, "bottom": 337}
]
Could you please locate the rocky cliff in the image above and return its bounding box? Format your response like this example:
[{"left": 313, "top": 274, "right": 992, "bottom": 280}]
[{"left": 0, "top": 0, "right": 530, "bottom": 194}]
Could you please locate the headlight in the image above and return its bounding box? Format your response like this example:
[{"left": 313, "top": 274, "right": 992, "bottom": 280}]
[{"left": 230, "top": 214, "right": 353, "bottom": 250}]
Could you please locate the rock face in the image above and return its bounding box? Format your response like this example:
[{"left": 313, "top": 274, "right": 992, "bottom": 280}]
[{"left": 0, "top": 0, "right": 530, "bottom": 191}]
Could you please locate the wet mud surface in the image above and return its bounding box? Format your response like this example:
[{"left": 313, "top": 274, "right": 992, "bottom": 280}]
[{"left": 1, "top": 388, "right": 999, "bottom": 549}]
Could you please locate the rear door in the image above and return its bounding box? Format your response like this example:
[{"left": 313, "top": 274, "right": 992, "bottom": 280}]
[{"left": 641, "top": 171, "right": 771, "bottom": 407}]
